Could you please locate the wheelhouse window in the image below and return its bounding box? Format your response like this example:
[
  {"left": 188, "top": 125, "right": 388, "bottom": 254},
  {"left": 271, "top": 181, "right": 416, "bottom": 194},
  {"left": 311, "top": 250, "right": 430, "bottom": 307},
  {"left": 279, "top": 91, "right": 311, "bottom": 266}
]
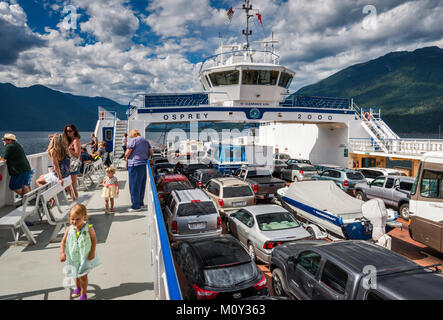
[
  {"left": 278, "top": 72, "right": 293, "bottom": 89},
  {"left": 242, "top": 70, "right": 279, "bottom": 85},
  {"left": 208, "top": 70, "right": 239, "bottom": 86},
  {"left": 205, "top": 75, "right": 212, "bottom": 88}
]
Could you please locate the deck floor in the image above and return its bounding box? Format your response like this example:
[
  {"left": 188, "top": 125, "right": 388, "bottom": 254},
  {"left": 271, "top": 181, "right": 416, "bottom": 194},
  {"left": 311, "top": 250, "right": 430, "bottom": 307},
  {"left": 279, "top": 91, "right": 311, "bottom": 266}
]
[{"left": 0, "top": 168, "right": 155, "bottom": 300}]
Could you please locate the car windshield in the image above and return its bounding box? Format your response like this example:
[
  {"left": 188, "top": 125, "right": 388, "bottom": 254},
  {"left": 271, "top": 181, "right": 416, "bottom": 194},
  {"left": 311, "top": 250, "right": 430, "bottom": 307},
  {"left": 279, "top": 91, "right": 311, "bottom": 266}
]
[
  {"left": 201, "top": 172, "right": 221, "bottom": 182},
  {"left": 176, "top": 201, "right": 218, "bottom": 217},
  {"left": 346, "top": 172, "right": 365, "bottom": 180},
  {"left": 203, "top": 262, "right": 257, "bottom": 288},
  {"left": 256, "top": 212, "right": 300, "bottom": 231},
  {"left": 298, "top": 165, "right": 316, "bottom": 172},
  {"left": 164, "top": 181, "right": 191, "bottom": 193},
  {"left": 247, "top": 169, "right": 272, "bottom": 177},
  {"left": 223, "top": 186, "right": 253, "bottom": 198}
]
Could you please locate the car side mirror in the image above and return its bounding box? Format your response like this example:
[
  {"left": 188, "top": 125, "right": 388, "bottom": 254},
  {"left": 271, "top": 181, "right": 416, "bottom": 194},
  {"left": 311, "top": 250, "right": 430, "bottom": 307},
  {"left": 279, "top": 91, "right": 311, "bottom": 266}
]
[{"left": 288, "top": 256, "right": 298, "bottom": 269}]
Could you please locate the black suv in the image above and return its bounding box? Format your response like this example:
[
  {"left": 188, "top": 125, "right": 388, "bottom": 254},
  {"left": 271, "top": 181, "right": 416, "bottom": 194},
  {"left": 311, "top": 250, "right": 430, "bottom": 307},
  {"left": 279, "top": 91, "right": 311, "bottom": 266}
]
[
  {"left": 270, "top": 240, "right": 443, "bottom": 300},
  {"left": 171, "top": 234, "right": 268, "bottom": 300}
]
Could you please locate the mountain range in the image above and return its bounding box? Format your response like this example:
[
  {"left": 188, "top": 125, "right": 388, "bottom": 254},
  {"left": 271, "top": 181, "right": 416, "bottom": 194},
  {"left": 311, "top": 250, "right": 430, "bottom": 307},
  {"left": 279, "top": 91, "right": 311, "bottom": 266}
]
[
  {"left": 295, "top": 46, "right": 443, "bottom": 134},
  {"left": 1, "top": 46, "right": 442, "bottom": 134},
  {"left": 0, "top": 83, "right": 126, "bottom": 131}
]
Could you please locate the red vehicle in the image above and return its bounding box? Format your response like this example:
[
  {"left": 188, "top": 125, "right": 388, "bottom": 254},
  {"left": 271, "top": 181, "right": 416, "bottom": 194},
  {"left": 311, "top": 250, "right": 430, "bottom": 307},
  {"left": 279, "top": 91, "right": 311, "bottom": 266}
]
[{"left": 156, "top": 174, "right": 193, "bottom": 205}]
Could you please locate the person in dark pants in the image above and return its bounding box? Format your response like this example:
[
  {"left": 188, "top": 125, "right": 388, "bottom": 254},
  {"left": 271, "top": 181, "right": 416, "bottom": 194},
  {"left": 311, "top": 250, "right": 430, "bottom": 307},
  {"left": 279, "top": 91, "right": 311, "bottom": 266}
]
[
  {"left": 120, "top": 133, "right": 128, "bottom": 159},
  {"left": 125, "top": 129, "right": 153, "bottom": 212},
  {"left": 0, "top": 133, "right": 33, "bottom": 197}
]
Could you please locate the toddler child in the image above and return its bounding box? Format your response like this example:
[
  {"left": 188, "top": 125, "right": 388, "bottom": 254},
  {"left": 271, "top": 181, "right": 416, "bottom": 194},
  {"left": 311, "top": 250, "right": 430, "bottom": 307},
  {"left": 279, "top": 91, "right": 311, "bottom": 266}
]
[
  {"left": 60, "top": 204, "right": 100, "bottom": 300},
  {"left": 102, "top": 166, "right": 119, "bottom": 214}
]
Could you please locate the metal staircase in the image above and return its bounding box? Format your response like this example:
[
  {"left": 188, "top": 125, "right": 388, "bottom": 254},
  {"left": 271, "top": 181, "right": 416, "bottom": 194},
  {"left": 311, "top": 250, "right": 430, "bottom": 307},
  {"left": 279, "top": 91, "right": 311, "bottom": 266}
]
[
  {"left": 352, "top": 103, "right": 399, "bottom": 153},
  {"left": 113, "top": 120, "right": 128, "bottom": 159}
]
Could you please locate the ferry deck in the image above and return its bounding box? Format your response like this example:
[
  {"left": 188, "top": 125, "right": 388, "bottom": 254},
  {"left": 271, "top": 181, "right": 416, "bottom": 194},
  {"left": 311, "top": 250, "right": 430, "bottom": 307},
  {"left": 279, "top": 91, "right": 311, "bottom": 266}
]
[{"left": 1, "top": 157, "right": 442, "bottom": 300}]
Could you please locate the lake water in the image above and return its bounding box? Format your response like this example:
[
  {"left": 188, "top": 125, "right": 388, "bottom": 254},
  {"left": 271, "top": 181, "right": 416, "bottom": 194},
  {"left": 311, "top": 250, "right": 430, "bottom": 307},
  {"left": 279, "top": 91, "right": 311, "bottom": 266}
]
[
  {"left": 0, "top": 130, "right": 439, "bottom": 157},
  {"left": 0, "top": 131, "right": 93, "bottom": 155}
]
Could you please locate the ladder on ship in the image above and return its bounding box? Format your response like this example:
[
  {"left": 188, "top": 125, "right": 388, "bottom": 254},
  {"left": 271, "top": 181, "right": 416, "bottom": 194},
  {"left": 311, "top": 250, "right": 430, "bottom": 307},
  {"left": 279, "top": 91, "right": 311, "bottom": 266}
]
[
  {"left": 352, "top": 103, "right": 399, "bottom": 153},
  {"left": 113, "top": 120, "right": 128, "bottom": 159}
]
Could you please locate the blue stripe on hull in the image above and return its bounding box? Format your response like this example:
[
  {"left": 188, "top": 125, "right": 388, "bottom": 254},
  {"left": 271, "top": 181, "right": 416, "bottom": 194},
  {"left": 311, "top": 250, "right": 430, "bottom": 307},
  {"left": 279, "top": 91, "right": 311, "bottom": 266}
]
[{"left": 282, "top": 196, "right": 373, "bottom": 240}]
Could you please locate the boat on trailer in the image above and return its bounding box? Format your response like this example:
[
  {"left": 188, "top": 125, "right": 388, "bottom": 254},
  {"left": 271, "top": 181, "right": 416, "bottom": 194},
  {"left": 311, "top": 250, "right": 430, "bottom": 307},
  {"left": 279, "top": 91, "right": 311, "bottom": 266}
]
[{"left": 276, "top": 180, "right": 401, "bottom": 241}]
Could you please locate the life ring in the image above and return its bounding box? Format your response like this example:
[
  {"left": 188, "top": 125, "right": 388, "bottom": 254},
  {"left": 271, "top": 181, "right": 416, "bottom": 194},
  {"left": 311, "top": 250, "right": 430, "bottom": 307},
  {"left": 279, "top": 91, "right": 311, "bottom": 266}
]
[{"left": 363, "top": 112, "right": 371, "bottom": 121}]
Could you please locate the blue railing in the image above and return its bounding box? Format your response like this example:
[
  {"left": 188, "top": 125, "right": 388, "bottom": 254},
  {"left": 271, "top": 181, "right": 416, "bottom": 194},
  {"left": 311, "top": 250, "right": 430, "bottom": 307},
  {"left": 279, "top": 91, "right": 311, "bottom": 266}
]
[
  {"left": 145, "top": 93, "right": 209, "bottom": 108},
  {"left": 280, "top": 95, "right": 352, "bottom": 109},
  {"left": 147, "top": 162, "right": 182, "bottom": 300}
]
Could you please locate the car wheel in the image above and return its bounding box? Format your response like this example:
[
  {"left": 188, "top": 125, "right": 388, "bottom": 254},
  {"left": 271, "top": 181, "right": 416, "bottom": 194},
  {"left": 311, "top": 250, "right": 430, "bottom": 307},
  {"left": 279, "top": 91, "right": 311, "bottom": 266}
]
[
  {"left": 272, "top": 268, "right": 288, "bottom": 297},
  {"left": 355, "top": 191, "right": 366, "bottom": 201},
  {"left": 248, "top": 242, "right": 257, "bottom": 262},
  {"left": 399, "top": 203, "right": 410, "bottom": 220}
]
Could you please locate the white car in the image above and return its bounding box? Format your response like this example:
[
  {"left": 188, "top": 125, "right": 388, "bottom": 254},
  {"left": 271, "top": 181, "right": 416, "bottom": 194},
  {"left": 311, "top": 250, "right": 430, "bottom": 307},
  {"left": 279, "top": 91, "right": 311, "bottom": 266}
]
[{"left": 358, "top": 167, "right": 407, "bottom": 183}]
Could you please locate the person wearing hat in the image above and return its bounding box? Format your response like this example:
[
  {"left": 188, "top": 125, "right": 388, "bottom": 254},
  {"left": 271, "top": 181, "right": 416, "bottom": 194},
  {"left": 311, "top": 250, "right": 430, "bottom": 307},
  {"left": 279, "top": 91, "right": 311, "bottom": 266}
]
[{"left": 0, "top": 133, "right": 33, "bottom": 197}]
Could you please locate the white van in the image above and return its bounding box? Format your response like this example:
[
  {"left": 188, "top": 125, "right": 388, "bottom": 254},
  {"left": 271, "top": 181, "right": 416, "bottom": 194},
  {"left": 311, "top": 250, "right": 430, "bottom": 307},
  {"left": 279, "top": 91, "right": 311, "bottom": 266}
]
[{"left": 408, "top": 152, "right": 443, "bottom": 253}]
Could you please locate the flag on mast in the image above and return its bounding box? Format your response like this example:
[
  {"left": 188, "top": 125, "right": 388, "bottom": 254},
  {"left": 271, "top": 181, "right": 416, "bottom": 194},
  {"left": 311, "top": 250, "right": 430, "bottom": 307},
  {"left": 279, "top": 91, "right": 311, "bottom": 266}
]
[
  {"left": 227, "top": 7, "right": 234, "bottom": 21},
  {"left": 256, "top": 13, "right": 262, "bottom": 24}
]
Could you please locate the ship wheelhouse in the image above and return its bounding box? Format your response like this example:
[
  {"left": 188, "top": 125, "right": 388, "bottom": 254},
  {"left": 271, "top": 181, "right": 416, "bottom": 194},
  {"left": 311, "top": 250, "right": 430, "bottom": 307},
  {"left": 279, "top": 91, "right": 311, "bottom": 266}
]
[{"left": 199, "top": 45, "right": 295, "bottom": 107}]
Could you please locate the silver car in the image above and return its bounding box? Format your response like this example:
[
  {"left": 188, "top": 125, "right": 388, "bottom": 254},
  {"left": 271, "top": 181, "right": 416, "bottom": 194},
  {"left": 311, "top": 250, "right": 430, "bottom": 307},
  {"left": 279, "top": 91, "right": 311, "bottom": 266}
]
[
  {"left": 279, "top": 163, "right": 318, "bottom": 182},
  {"left": 226, "top": 205, "right": 312, "bottom": 264},
  {"left": 164, "top": 189, "right": 222, "bottom": 241}
]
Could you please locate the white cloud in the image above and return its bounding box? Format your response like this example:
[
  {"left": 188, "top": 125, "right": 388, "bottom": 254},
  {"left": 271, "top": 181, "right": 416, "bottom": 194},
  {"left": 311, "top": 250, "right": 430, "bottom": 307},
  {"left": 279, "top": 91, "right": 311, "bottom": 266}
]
[{"left": 0, "top": 0, "right": 443, "bottom": 104}]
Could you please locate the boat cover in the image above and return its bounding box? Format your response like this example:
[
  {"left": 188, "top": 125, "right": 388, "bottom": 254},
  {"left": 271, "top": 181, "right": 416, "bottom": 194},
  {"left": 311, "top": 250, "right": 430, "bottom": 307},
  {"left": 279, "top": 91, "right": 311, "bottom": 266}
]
[{"left": 283, "top": 180, "right": 364, "bottom": 216}]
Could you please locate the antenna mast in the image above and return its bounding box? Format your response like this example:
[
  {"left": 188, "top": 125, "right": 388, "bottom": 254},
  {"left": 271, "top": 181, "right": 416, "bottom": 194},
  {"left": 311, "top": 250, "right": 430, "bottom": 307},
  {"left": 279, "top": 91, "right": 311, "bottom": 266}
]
[{"left": 241, "top": 0, "right": 253, "bottom": 49}]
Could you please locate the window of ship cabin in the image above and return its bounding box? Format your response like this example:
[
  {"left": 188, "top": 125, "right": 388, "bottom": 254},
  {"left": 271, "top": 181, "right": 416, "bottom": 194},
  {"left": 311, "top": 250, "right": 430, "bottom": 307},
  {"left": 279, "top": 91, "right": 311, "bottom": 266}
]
[
  {"left": 208, "top": 70, "right": 239, "bottom": 86},
  {"left": 278, "top": 72, "right": 293, "bottom": 89},
  {"left": 242, "top": 70, "right": 279, "bottom": 85},
  {"left": 205, "top": 75, "right": 212, "bottom": 88}
]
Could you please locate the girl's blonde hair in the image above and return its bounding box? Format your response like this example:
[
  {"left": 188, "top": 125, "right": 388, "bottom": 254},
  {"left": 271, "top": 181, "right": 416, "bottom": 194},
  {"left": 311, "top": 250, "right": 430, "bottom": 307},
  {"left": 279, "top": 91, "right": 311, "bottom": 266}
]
[
  {"left": 106, "top": 166, "right": 116, "bottom": 175},
  {"left": 98, "top": 141, "right": 106, "bottom": 148},
  {"left": 129, "top": 129, "right": 141, "bottom": 138},
  {"left": 69, "top": 203, "right": 88, "bottom": 221},
  {"left": 48, "top": 133, "right": 68, "bottom": 160}
]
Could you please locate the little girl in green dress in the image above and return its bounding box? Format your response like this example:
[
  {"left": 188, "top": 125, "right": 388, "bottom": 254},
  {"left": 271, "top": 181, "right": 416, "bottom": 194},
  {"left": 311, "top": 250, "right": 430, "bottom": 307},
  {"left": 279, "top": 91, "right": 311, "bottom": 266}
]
[{"left": 60, "top": 203, "right": 100, "bottom": 300}]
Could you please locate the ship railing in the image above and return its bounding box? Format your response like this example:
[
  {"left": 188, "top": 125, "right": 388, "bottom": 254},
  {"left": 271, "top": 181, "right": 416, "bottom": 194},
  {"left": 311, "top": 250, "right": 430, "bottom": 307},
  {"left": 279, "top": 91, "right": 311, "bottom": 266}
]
[
  {"left": 146, "top": 161, "right": 182, "bottom": 300},
  {"left": 0, "top": 152, "right": 49, "bottom": 209},
  {"left": 199, "top": 49, "right": 280, "bottom": 73},
  {"left": 349, "top": 138, "right": 443, "bottom": 155},
  {"left": 280, "top": 94, "right": 353, "bottom": 109}
]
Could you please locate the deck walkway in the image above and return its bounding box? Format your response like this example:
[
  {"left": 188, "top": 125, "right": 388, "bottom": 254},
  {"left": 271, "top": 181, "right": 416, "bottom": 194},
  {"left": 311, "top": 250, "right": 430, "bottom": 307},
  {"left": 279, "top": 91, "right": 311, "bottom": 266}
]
[{"left": 0, "top": 168, "right": 155, "bottom": 300}]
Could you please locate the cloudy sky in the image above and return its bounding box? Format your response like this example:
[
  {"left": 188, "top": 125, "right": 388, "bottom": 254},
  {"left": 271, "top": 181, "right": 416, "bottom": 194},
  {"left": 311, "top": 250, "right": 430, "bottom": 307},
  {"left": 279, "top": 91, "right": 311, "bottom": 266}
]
[{"left": 1, "top": 0, "right": 442, "bottom": 105}]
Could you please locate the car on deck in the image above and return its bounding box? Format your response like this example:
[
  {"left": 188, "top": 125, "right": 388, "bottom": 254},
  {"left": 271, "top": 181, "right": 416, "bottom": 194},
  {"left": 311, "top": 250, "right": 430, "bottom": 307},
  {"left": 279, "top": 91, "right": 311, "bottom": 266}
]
[
  {"left": 156, "top": 174, "right": 193, "bottom": 206},
  {"left": 171, "top": 234, "right": 268, "bottom": 300},
  {"left": 189, "top": 168, "right": 222, "bottom": 188},
  {"left": 202, "top": 177, "right": 255, "bottom": 218},
  {"left": 163, "top": 189, "right": 222, "bottom": 241},
  {"left": 354, "top": 175, "right": 415, "bottom": 220},
  {"left": 312, "top": 168, "right": 366, "bottom": 193},
  {"left": 233, "top": 166, "right": 286, "bottom": 200},
  {"left": 270, "top": 240, "right": 443, "bottom": 300},
  {"left": 279, "top": 163, "right": 318, "bottom": 182},
  {"left": 226, "top": 205, "right": 312, "bottom": 264}
]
